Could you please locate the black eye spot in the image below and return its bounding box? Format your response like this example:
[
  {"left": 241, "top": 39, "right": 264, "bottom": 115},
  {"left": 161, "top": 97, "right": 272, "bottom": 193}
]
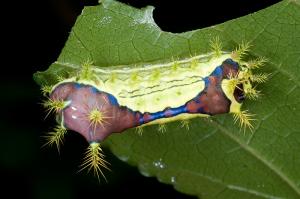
[{"left": 234, "top": 84, "right": 245, "bottom": 103}]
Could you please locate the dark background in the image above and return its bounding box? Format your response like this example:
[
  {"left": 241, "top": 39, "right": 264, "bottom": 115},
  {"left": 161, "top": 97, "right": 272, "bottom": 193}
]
[{"left": 1, "top": 0, "right": 280, "bottom": 198}]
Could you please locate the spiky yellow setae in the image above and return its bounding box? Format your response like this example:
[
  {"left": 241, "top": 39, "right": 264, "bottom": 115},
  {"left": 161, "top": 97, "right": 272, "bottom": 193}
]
[
  {"left": 88, "top": 108, "right": 111, "bottom": 131},
  {"left": 56, "top": 75, "right": 66, "bottom": 82},
  {"left": 247, "top": 57, "right": 268, "bottom": 69},
  {"left": 89, "top": 109, "right": 104, "bottom": 126},
  {"left": 210, "top": 37, "right": 222, "bottom": 57},
  {"left": 158, "top": 123, "right": 167, "bottom": 133},
  {"left": 43, "top": 98, "right": 66, "bottom": 117},
  {"left": 80, "top": 142, "right": 110, "bottom": 181},
  {"left": 226, "top": 73, "right": 242, "bottom": 94},
  {"left": 171, "top": 61, "right": 179, "bottom": 72},
  {"left": 41, "top": 85, "right": 53, "bottom": 96},
  {"left": 250, "top": 73, "right": 269, "bottom": 83},
  {"left": 244, "top": 87, "right": 261, "bottom": 100},
  {"left": 135, "top": 126, "right": 143, "bottom": 136},
  {"left": 180, "top": 120, "right": 190, "bottom": 131},
  {"left": 233, "top": 110, "right": 255, "bottom": 132},
  {"left": 79, "top": 60, "right": 94, "bottom": 80},
  {"left": 43, "top": 125, "right": 67, "bottom": 152},
  {"left": 231, "top": 42, "right": 251, "bottom": 61},
  {"left": 190, "top": 58, "right": 199, "bottom": 69}
]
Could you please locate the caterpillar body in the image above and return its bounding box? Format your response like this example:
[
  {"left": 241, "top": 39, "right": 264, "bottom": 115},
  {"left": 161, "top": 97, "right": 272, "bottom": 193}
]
[{"left": 41, "top": 41, "right": 267, "bottom": 179}]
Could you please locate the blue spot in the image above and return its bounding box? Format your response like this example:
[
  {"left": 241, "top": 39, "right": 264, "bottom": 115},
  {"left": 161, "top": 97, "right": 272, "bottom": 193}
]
[
  {"left": 107, "top": 94, "right": 119, "bottom": 106},
  {"left": 151, "top": 112, "right": 161, "bottom": 120},
  {"left": 139, "top": 117, "right": 144, "bottom": 124},
  {"left": 211, "top": 66, "right": 223, "bottom": 77},
  {"left": 91, "top": 86, "right": 99, "bottom": 93},
  {"left": 203, "top": 77, "right": 210, "bottom": 86},
  {"left": 74, "top": 83, "right": 82, "bottom": 89},
  {"left": 172, "top": 105, "right": 186, "bottom": 115},
  {"left": 147, "top": 110, "right": 167, "bottom": 120},
  {"left": 224, "top": 58, "right": 239, "bottom": 70},
  {"left": 183, "top": 106, "right": 188, "bottom": 113},
  {"left": 159, "top": 106, "right": 187, "bottom": 118},
  {"left": 158, "top": 112, "right": 165, "bottom": 118}
]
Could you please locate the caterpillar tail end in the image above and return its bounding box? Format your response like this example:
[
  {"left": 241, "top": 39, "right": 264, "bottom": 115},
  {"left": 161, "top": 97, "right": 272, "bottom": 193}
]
[{"left": 79, "top": 142, "right": 111, "bottom": 182}]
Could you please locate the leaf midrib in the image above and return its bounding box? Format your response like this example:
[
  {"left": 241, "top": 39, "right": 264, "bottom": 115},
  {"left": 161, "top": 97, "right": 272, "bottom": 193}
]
[
  {"left": 210, "top": 119, "right": 300, "bottom": 197},
  {"left": 180, "top": 169, "right": 283, "bottom": 199}
]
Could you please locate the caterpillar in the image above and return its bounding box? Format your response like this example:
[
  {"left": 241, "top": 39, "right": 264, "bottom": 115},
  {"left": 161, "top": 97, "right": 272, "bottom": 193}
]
[{"left": 41, "top": 39, "right": 268, "bottom": 179}]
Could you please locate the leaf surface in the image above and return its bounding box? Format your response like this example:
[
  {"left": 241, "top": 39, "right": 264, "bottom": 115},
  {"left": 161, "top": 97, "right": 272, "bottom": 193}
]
[{"left": 33, "top": 0, "right": 300, "bottom": 198}]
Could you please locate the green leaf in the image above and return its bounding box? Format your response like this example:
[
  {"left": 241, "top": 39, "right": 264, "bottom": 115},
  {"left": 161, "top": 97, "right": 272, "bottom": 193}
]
[{"left": 33, "top": 0, "right": 300, "bottom": 198}]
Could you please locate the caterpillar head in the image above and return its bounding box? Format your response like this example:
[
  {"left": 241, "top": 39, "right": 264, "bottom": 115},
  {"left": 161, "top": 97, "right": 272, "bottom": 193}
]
[{"left": 221, "top": 56, "right": 268, "bottom": 131}]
